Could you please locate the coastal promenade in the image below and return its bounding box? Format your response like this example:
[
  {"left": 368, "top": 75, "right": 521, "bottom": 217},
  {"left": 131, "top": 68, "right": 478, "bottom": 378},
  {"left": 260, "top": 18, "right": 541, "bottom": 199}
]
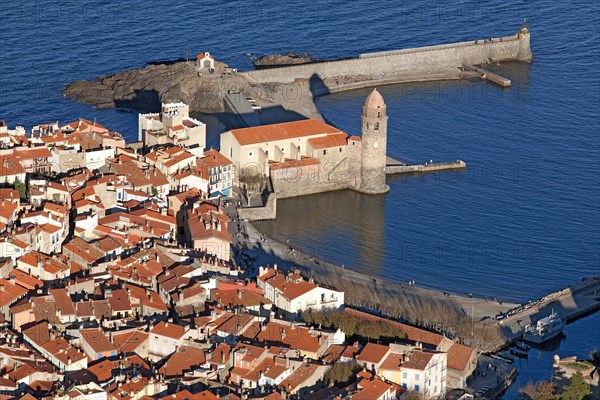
[
  {"left": 229, "top": 198, "right": 600, "bottom": 352},
  {"left": 227, "top": 201, "right": 518, "bottom": 350}
]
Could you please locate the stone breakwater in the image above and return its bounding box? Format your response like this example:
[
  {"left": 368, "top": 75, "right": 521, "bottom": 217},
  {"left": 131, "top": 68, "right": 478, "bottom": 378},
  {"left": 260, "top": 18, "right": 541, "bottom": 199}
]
[
  {"left": 63, "top": 29, "right": 531, "bottom": 123},
  {"left": 243, "top": 31, "right": 532, "bottom": 86}
]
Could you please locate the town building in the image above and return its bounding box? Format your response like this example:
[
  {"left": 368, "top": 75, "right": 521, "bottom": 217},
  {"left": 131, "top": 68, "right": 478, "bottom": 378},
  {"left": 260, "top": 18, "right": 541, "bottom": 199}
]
[{"left": 138, "top": 102, "right": 206, "bottom": 150}]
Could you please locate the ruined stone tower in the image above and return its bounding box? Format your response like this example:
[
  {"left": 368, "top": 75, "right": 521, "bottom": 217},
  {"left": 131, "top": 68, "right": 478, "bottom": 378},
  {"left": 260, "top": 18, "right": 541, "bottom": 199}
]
[{"left": 358, "top": 89, "right": 389, "bottom": 194}]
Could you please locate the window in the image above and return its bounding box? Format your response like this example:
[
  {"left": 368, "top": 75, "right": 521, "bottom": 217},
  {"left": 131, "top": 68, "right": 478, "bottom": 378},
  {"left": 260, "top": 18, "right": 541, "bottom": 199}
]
[
  {"left": 248, "top": 151, "right": 253, "bottom": 157},
  {"left": 403, "top": 372, "right": 407, "bottom": 379},
  {"left": 297, "top": 145, "right": 301, "bottom": 150},
  {"left": 323, "top": 150, "right": 327, "bottom": 155},
  {"left": 415, "top": 373, "right": 420, "bottom": 380},
  {"left": 229, "top": 147, "right": 232, "bottom": 157},
  {"left": 339, "top": 148, "right": 342, "bottom": 152},
  {"left": 415, "top": 384, "right": 420, "bottom": 392},
  {"left": 374, "top": 122, "right": 379, "bottom": 130},
  {"left": 402, "top": 383, "right": 407, "bottom": 389}
]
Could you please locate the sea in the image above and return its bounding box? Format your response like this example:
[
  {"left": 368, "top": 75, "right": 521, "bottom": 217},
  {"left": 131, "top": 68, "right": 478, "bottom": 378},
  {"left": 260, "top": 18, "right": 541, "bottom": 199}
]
[{"left": 1, "top": 1, "right": 598, "bottom": 397}]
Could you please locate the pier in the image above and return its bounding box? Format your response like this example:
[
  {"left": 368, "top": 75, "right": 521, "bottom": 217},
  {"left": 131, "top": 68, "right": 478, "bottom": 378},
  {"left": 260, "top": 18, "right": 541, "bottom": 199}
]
[
  {"left": 463, "top": 64, "right": 511, "bottom": 87},
  {"left": 492, "top": 277, "right": 600, "bottom": 350},
  {"left": 386, "top": 159, "right": 467, "bottom": 175}
]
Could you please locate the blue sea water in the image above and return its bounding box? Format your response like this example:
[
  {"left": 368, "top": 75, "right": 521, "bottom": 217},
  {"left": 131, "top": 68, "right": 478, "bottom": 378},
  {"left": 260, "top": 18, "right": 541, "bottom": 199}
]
[{"left": 1, "top": 1, "right": 599, "bottom": 397}]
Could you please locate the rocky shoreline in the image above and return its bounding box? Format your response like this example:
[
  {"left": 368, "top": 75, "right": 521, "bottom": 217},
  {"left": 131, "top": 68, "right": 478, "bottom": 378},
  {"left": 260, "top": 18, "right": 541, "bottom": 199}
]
[{"left": 251, "top": 53, "right": 318, "bottom": 68}]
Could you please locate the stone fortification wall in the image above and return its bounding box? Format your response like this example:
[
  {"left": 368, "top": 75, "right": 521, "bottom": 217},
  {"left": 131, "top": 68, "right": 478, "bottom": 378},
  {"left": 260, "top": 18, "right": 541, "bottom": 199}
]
[
  {"left": 244, "top": 32, "right": 531, "bottom": 84},
  {"left": 237, "top": 191, "right": 277, "bottom": 221},
  {"left": 272, "top": 173, "right": 350, "bottom": 199}
]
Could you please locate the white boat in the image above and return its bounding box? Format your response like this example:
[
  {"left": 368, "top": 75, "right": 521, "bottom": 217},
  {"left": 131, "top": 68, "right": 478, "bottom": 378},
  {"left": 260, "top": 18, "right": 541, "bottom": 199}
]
[{"left": 523, "top": 310, "right": 565, "bottom": 343}]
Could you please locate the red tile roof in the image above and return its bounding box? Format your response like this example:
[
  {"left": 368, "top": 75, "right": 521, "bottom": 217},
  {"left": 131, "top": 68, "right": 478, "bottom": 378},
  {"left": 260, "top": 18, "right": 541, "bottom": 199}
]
[{"left": 230, "top": 119, "right": 343, "bottom": 145}]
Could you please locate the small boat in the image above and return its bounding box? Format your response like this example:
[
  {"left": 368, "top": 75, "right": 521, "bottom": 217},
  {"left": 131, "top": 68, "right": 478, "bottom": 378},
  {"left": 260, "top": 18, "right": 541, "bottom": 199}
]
[
  {"left": 510, "top": 348, "right": 528, "bottom": 358},
  {"left": 515, "top": 341, "right": 530, "bottom": 352},
  {"left": 523, "top": 310, "right": 565, "bottom": 344}
]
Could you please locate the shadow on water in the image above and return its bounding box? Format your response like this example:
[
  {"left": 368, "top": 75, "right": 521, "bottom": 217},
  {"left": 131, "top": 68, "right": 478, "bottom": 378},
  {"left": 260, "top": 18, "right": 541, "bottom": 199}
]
[{"left": 146, "top": 58, "right": 187, "bottom": 66}]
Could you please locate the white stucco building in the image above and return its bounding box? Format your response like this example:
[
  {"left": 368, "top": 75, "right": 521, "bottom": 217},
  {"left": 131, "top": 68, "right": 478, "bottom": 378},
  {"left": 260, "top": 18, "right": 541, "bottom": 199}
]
[{"left": 257, "top": 266, "right": 344, "bottom": 316}]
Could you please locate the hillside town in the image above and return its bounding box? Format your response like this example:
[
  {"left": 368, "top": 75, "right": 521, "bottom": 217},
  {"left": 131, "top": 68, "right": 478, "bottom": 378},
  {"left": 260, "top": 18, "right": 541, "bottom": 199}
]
[{"left": 0, "top": 99, "right": 483, "bottom": 400}]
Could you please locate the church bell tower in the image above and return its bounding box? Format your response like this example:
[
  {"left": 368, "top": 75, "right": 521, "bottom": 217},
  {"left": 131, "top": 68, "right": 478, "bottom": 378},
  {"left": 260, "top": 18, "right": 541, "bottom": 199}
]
[{"left": 358, "top": 89, "right": 389, "bottom": 194}]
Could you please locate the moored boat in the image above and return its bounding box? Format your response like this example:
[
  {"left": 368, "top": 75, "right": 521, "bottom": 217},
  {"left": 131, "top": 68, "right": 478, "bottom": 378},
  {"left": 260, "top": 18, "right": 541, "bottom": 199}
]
[{"left": 523, "top": 310, "right": 565, "bottom": 344}]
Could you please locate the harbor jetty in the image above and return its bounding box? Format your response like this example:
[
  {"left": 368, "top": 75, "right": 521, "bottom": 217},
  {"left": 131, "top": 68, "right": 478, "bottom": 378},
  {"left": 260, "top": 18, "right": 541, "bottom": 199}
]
[
  {"left": 494, "top": 277, "right": 600, "bottom": 348},
  {"left": 386, "top": 160, "right": 467, "bottom": 175},
  {"left": 64, "top": 27, "right": 532, "bottom": 122},
  {"left": 463, "top": 64, "right": 511, "bottom": 87}
]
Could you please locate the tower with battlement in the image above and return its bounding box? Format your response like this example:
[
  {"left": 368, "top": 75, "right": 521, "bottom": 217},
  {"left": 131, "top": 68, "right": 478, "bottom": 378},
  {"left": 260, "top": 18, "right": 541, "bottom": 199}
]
[{"left": 357, "top": 89, "right": 389, "bottom": 194}]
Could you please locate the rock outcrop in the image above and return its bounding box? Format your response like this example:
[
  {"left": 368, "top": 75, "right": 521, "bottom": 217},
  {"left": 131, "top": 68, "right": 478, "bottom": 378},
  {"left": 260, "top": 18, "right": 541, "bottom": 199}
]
[
  {"left": 252, "top": 53, "right": 317, "bottom": 69},
  {"left": 63, "top": 61, "right": 253, "bottom": 113}
]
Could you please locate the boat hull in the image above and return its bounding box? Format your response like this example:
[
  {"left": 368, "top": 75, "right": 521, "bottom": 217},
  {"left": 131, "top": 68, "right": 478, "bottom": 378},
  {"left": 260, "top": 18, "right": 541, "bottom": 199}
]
[{"left": 523, "top": 327, "right": 563, "bottom": 344}]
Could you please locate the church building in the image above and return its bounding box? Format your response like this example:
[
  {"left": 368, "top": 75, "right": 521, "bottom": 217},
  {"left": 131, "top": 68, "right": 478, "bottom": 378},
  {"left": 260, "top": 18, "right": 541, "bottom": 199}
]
[{"left": 219, "top": 89, "right": 389, "bottom": 196}]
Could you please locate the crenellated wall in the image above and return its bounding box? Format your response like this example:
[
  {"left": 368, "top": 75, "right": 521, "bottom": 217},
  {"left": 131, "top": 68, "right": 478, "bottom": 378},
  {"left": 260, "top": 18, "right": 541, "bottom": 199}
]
[{"left": 244, "top": 31, "right": 532, "bottom": 84}]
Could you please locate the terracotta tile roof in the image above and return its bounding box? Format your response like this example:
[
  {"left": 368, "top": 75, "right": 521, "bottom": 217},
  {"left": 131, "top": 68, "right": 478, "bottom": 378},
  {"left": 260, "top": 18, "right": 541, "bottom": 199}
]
[
  {"left": 307, "top": 133, "right": 349, "bottom": 149},
  {"left": 186, "top": 207, "right": 232, "bottom": 243},
  {"left": 211, "top": 288, "right": 271, "bottom": 309},
  {"left": 356, "top": 343, "right": 390, "bottom": 365},
  {"left": 111, "top": 330, "right": 149, "bottom": 354},
  {"left": 257, "top": 322, "right": 326, "bottom": 354},
  {"left": 80, "top": 328, "right": 117, "bottom": 354},
  {"left": 0, "top": 279, "right": 28, "bottom": 308},
  {"left": 149, "top": 321, "right": 187, "bottom": 340},
  {"left": 199, "top": 149, "right": 233, "bottom": 168},
  {"left": 321, "top": 344, "right": 360, "bottom": 363},
  {"left": 107, "top": 289, "right": 132, "bottom": 312},
  {"left": 446, "top": 342, "right": 473, "bottom": 371},
  {"left": 401, "top": 350, "right": 435, "bottom": 371},
  {"left": 14, "top": 146, "right": 52, "bottom": 160},
  {"left": 353, "top": 377, "right": 395, "bottom": 400},
  {"left": 49, "top": 288, "right": 76, "bottom": 316},
  {"left": 230, "top": 119, "right": 343, "bottom": 145},
  {"left": 269, "top": 157, "right": 320, "bottom": 171},
  {"left": 379, "top": 352, "right": 403, "bottom": 370},
  {"left": 259, "top": 269, "right": 317, "bottom": 300},
  {"left": 207, "top": 343, "right": 231, "bottom": 365},
  {"left": 0, "top": 155, "right": 25, "bottom": 176},
  {"left": 7, "top": 269, "right": 43, "bottom": 290},
  {"left": 159, "top": 345, "right": 206, "bottom": 377},
  {"left": 278, "top": 362, "right": 319, "bottom": 392},
  {"left": 85, "top": 358, "right": 114, "bottom": 382}
]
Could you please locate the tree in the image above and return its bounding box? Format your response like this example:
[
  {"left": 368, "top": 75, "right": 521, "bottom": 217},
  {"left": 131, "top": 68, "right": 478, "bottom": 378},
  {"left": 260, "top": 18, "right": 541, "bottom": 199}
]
[
  {"left": 560, "top": 372, "right": 591, "bottom": 400},
  {"left": 324, "top": 362, "right": 361, "bottom": 387},
  {"left": 13, "top": 177, "right": 26, "bottom": 200},
  {"left": 519, "top": 380, "right": 556, "bottom": 400},
  {"left": 302, "top": 308, "right": 406, "bottom": 343}
]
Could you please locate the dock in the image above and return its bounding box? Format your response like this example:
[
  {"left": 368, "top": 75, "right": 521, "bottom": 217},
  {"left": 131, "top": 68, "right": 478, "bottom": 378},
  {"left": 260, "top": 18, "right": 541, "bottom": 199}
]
[
  {"left": 386, "top": 159, "right": 466, "bottom": 175},
  {"left": 492, "top": 277, "right": 600, "bottom": 350},
  {"left": 463, "top": 64, "right": 511, "bottom": 87}
]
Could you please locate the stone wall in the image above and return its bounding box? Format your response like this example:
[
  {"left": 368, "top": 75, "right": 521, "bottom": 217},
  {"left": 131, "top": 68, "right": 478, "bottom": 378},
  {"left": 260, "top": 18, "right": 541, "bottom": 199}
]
[
  {"left": 386, "top": 160, "right": 466, "bottom": 174},
  {"left": 272, "top": 173, "right": 350, "bottom": 199},
  {"left": 244, "top": 32, "right": 531, "bottom": 84},
  {"left": 237, "top": 191, "right": 277, "bottom": 221}
]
